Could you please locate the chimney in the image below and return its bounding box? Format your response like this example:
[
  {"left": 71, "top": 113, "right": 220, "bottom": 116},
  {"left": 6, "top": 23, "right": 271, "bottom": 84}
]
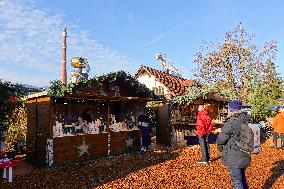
[{"left": 61, "top": 28, "right": 67, "bottom": 85}]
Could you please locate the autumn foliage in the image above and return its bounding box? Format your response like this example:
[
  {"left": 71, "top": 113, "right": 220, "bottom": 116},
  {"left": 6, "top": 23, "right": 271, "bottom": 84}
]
[
  {"left": 5, "top": 105, "right": 27, "bottom": 153},
  {"left": 0, "top": 80, "right": 27, "bottom": 153},
  {"left": 193, "top": 23, "right": 283, "bottom": 118}
]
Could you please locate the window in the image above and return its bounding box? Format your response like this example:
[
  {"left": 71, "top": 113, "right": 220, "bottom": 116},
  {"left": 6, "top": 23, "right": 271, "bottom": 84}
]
[
  {"left": 152, "top": 87, "right": 158, "bottom": 94},
  {"left": 157, "top": 86, "right": 164, "bottom": 95}
]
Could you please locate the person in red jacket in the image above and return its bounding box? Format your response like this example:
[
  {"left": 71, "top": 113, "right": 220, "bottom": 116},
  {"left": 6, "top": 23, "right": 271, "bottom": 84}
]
[{"left": 196, "top": 104, "right": 214, "bottom": 164}]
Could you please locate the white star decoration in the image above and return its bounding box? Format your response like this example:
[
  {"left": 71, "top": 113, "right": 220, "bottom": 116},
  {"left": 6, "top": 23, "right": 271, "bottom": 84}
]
[
  {"left": 76, "top": 139, "right": 89, "bottom": 157},
  {"left": 125, "top": 137, "right": 134, "bottom": 148}
]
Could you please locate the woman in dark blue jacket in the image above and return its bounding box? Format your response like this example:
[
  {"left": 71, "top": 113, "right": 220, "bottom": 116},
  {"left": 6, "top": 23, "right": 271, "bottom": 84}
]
[
  {"left": 217, "top": 100, "right": 251, "bottom": 189},
  {"left": 138, "top": 112, "right": 152, "bottom": 152}
]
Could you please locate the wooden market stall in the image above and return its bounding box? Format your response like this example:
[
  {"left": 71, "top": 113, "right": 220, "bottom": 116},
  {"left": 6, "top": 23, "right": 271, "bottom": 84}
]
[
  {"left": 156, "top": 93, "right": 228, "bottom": 147},
  {"left": 26, "top": 71, "right": 159, "bottom": 166}
]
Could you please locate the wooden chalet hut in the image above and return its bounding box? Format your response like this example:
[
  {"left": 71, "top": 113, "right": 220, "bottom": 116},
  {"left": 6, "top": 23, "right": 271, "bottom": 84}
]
[
  {"left": 26, "top": 71, "right": 159, "bottom": 166},
  {"left": 173, "top": 93, "right": 228, "bottom": 146},
  {"left": 156, "top": 92, "right": 228, "bottom": 146}
]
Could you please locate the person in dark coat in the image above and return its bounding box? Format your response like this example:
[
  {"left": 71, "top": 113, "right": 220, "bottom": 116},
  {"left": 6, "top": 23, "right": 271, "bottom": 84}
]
[
  {"left": 217, "top": 99, "right": 251, "bottom": 189},
  {"left": 138, "top": 111, "right": 152, "bottom": 152},
  {"left": 196, "top": 105, "right": 214, "bottom": 163},
  {"left": 81, "top": 108, "right": 92, "bottom": 123}
]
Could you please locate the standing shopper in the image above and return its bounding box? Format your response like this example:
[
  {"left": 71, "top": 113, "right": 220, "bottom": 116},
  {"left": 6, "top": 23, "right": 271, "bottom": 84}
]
[
  {"left": 138, "top": 111, "right": 151, "bottom": 152},
  {"left": 196, "top": 105, "right": 214, "bottom": 163},
  {"left": 81, "top": 107, "right": 93, "bottom": 123},
  {"left": 271, "top": 106, "right": 284, "bottom": 149},
  {"left": 217, "top": 100, "right": 252, "bottom": 189}
]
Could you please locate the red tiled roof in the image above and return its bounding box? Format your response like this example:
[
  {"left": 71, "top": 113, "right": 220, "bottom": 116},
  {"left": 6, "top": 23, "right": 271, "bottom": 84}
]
[{"left": 135, "top": 65, "right": 195, "bottom": 96}]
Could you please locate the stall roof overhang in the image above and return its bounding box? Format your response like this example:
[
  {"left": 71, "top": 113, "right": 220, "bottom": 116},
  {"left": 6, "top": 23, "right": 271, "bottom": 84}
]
[
  {"left": 64, "top": 93, "right": 161, "bottom": 102},
  {"left": 206, "top": 93, "right": 228, "bottom": 102},
  {"left": 26, "top": 91, "right": 48, "bottom": 99}
]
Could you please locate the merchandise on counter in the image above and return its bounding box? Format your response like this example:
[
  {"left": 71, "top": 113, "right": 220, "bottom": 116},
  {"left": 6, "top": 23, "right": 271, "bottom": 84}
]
[
  {"left": 88, "top": 121, "right": 100, "bottom": 134},
  {"left": 175, "top": 129, "right": 185, "bottom": 141},
  {"left": 213, "top": 128, "right": 222, "bottom": 134},
  {"left": 110, "top": 121, "right": 133, "bottom": 132},
  {"left": 52, "top": 113, "right": 141, "bottom": 137},
  {"left": 53, "top": 121, "right": 63, "bottom": 137},
  {"left": 212, "top": 119, "right": 223, "bottom": 124}
]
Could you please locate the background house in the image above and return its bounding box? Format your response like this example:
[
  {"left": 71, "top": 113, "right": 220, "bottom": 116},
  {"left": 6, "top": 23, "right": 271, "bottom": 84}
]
[{"left": 134, "top": 65, "right": 195, "bottom": 99}]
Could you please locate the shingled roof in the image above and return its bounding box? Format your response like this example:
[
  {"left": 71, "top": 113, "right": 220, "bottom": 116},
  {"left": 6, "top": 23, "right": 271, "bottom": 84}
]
[{"left": 135, "top": 65, "right": 195, "bottom": 97}]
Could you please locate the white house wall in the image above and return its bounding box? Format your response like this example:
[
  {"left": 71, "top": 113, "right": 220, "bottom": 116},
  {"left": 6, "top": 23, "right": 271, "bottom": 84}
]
[{"left": 136, "top": 71, "right": 169, "bottom": 95}]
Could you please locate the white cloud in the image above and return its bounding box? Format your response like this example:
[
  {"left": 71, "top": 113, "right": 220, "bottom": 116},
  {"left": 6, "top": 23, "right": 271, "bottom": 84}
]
[
  {"left": 0, "top": 68, "right": 48, "bottom": 87},
  {"left": 143, "top": 19, "right": 196, "bottom": 46},
  {"left": 0, "top": 0, "right": 139, "bottom": 86},
  {"left": 143, "top": 0, "right": 232, "bottom": 47}
]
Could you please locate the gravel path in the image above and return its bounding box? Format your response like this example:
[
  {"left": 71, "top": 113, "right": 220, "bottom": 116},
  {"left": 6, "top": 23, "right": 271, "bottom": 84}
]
[{"left": 1, "top": 141, "right": 283, "bottom": 189}]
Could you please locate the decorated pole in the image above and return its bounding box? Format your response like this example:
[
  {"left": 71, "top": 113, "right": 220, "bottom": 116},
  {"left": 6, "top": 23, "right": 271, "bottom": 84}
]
[{"left": 61, "top": 28, "right": 67, "bottom": 85}]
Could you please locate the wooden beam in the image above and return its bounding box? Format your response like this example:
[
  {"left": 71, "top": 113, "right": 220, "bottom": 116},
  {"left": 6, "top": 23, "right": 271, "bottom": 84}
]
[
  {"left": 106, "top": 101, "right": 110, "bottom": 132},
  {"left": 64, "top": 93, "right": 159, "bottom": 102}
]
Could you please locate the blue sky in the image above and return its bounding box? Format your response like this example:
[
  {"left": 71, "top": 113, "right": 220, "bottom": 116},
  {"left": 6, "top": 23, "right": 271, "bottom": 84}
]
[{"left": 0, "top": 0, "right": 284, "bottom": 86}]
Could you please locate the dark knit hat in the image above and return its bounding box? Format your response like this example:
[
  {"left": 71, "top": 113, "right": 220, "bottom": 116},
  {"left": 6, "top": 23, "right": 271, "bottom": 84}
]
[
  {"left": 272, "top": 105, "right": 284, "bottom": 112},
  {"left": 228, "top": 99, "right": 242, "bottom": 111}
]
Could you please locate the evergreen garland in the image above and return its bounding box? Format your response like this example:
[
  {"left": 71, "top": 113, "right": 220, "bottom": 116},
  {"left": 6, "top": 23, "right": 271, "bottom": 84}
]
[
  {"left": 47, "top": 80, "right": 67, "bottom": 98},
  {"left": 170, "top": 83, "right": 230, "bottom": 105},
  {"left": 47, "top": 71, "right": 160, "bottom": 99},
  {"left": 170, "top": 83, "right": 208, "bottom": 105}
]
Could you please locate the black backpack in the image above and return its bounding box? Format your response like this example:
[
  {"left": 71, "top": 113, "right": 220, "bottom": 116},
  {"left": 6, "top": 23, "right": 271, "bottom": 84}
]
[{"left": 233, "top": 122, "right": 255, "bottom": 154}]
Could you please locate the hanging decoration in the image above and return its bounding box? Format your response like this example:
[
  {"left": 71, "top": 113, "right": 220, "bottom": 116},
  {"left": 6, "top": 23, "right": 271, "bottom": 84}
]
[
  {"left": 75, "top": 138, "right": 90, "bottom": 157},
  {"left": 125, "top": 136, "right": 134, "bottom": 149}
]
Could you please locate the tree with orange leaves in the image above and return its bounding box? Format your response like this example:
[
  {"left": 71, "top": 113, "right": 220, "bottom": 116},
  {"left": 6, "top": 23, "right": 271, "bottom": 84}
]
[{"left": 193, "top": 23, "right": 282, "bottom": 118}]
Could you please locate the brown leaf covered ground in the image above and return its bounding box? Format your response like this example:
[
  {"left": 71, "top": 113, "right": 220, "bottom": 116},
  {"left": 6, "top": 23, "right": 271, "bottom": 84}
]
[{"left": 1, "top": 141, "right": 283, "bottom": 189}]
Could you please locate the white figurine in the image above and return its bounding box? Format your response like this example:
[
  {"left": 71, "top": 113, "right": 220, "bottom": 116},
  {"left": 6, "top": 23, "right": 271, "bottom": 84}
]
[
  {"left": 111, "top": 114, "right": 116, "bottom": 124},
  {"left": 95, "top": 119, "right": 101, "bottom": 127},
  {"left": 131, "top": 115, "right": 135, "bottom": 123},
  {"left": 93, "top": 123, "right": 99, "bottom": 133},
  {"left": 82, "top": 124, "right": 88, "bottom": 133},
  {"left": 110, "top": 123, "right": 118, "bottom": 132},
  {"left": 53, "top": 121, "right": 63, "bottom": 137},
  {"left": 88, "top": 121, "right": 94, "bottom": 133},
  {"left": 88, "top": 121, "right": 99, "bottom": 134},
  {"left": 75, "top": 117, "right": 84, "bottom": 131}
]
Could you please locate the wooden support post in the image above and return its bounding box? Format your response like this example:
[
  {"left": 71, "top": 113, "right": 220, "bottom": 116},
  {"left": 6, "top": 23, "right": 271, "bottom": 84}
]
[
  {"left": 106, "top": 101, "right": 110, "bottom": 132},
  {"left": 217, "top": 102, "right": 220, "bottom": 120},
  {"left": 35, "top": 98, "right": 38, "bottom": 160}
]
